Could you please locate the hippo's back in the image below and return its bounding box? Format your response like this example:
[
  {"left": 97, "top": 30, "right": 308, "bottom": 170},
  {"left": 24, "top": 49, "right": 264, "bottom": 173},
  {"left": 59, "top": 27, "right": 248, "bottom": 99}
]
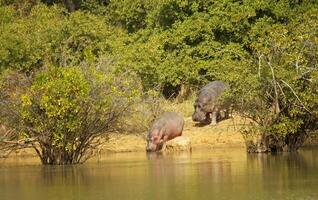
[
  {"left": 151, "top": 112, "right": 184, "bottom": 133},
  {"left": 199, "top": 80, "right": 228, "bottom": 100}
]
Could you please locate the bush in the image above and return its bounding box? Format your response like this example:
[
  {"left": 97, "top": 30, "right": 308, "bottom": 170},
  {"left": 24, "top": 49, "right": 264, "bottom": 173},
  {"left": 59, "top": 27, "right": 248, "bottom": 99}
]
[{"left": 0, "top": 63, "right": 140, "bottom": 164}]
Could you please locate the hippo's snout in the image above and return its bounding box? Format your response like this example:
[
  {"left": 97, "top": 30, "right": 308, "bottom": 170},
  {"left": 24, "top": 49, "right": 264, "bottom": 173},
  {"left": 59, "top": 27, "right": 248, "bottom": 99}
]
[
  {"left": 146, "top": 140, "right": 164, "bottom": 152},
  {"left": 146, "top": 141, "right": 156, "bottom": 152},
  {"left": 146, "top": 144, "right": 154, "bottom": 152},
  {"left": 192, "top": 111, "right": 206, "bottom": 122},
  {"left": 192, "top": 113, "right": 199, "bottom": 122}
]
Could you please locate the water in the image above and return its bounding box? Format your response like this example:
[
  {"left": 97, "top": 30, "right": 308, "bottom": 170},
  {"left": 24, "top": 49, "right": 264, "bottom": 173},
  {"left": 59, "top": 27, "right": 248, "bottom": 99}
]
[{"left": 0, "top": 148, "right": 317, "bottom": 200}]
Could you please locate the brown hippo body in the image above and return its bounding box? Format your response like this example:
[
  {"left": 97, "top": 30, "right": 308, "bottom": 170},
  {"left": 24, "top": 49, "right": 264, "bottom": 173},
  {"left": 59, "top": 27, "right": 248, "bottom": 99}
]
[
  {"left": 146, "top": 112, "right": 184, "bottom": 152},
  {"left": 192, "top": 81, "right": 229, "bottom": 125}
]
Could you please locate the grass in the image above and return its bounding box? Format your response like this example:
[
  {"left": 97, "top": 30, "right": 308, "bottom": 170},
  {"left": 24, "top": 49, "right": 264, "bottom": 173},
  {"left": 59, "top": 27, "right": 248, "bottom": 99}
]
[{"left": 160, "top": 94, "right": 196, "bottom": 118}]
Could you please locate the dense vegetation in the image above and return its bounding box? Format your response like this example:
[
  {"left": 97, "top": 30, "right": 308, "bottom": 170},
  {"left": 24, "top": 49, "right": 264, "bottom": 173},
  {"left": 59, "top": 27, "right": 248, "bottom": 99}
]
[{"left": 0, "top": 0, "right": 317, "bottom": 164}]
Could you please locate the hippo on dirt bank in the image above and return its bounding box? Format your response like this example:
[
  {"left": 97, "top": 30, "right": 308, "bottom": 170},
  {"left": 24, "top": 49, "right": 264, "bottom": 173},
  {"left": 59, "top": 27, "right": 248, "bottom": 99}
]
[
  {"left": 192, "top": 80, "right": 229, "bottom": 125},
  {"left": 146, "top": 112, "right": 184, "bottom": 152}
]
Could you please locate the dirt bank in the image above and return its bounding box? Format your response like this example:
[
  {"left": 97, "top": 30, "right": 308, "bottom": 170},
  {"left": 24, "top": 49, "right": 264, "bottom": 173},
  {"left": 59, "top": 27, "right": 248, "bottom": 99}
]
[
  {"left": 102, "top": 115, "right": 318, "bottom": 153},
  {"left": 102, "top": 116, "right": 247, "bottom": 152}
]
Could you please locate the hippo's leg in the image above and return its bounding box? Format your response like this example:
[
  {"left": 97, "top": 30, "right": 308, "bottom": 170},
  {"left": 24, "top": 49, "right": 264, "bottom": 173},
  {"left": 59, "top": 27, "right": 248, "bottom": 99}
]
[
  {"left": 157, "top": 135, "right": 168, "bottom": 151},
  {"left": 157, "top": 142, "right": 164, "bottom": 151},
  {"left": 160, "top": 143, "right": 166, "bottom": 151},
  {"left": 156, "top": 130, "right": 164, "bottom": 143},
  {"left": 204, "top": 113, "right": 211, "bottom": 124},
  {"left": 162, "top": 135, "right": 169, "bottom": 142},
  {"left": 211, "top": 111, "right": 218, "bottom": 125}
]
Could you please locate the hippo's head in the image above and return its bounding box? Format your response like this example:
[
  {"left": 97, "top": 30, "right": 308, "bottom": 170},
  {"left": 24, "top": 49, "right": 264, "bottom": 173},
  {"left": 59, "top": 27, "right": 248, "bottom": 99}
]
[
  {"left": 192, "top": 98, "right": 213, "bottom": 122},
  {"left": 146, "top": 130, "right": 164, "bottom": 152},
  {"left": 192, "top": 101, "right": 204, "bottom": 122}
]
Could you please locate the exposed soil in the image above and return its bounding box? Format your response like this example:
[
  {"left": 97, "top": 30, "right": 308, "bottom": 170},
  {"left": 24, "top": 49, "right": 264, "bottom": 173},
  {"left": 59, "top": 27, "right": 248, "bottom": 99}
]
[
  {"left": 101, "top": 115, "right": 318, "bottom": 153},
  {"left": 101, "top": 116, "right": 248, "bottom": 153}
]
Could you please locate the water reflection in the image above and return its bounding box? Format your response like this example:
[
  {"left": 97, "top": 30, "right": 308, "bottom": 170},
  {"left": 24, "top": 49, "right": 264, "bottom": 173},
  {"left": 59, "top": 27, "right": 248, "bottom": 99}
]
[
  {"left": 0, "top": 148, "right": 317, "bottom": 200},
  {"left": 246, "top": 150, "right": 318, "bottom": 200}
]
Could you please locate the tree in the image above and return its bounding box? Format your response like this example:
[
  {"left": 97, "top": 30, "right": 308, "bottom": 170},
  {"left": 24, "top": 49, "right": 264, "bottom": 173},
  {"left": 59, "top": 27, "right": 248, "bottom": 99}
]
[
  {"left": 227, "top": 4, "right": 318, "bottom": 152},
  {"left": 0, "top": 63, "right": 140, "bottom": 164}
]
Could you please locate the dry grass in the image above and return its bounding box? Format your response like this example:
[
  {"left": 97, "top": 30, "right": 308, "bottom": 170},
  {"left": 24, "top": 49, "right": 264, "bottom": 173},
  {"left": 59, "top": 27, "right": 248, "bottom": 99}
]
[{"left": 160, "top": 95, "right": 196, "bottom": 118}]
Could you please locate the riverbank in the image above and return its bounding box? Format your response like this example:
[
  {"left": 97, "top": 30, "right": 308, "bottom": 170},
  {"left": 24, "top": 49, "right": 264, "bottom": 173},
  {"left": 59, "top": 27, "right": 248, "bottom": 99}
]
[
  {"left": 102, "top": 115, "right": 318, "bottom": 153},
  {"left": 3, "top": 115, "right": 318, "bottom": 158},
  {"left": 102, "top": 116, "right": 248, "bottom": 153}
]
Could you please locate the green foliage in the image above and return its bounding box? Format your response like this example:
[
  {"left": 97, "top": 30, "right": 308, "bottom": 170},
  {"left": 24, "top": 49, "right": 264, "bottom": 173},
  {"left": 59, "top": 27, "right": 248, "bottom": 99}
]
[
  {"left": 21, "top": 67, "right": 90, "bottom": 141},
  {"left": 54, "top": 11, "right": 118, "bottom": 66},
  {"left": 1, "top": 0, "right": 318, "bottom": 159},
  {"left": 105, "top": 0, "right": 149, "bottom": 32},
  {"left": 226, "top": 3, "right": 318, "bottom": 151},
  {"left": 0, "top": 4, "right": 125, "bottom": 73},
  {"left": 80, "top": 0, "right": 108, "bottom": 15},
  {"left": 0, "top": 5, "right": 63, "bottom": 72},
  {"left": 18, "top": 64, "right": 139, "bottom": 164}
]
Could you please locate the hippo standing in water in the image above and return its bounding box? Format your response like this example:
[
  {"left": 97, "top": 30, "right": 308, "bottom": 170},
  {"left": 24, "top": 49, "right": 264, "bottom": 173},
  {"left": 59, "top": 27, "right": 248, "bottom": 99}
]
[
  {"left": 146, "top": 112, "right": 184, "bottom": 152},
  {"left": 192, "top": 81, "right": 229, "bottom": 125}
]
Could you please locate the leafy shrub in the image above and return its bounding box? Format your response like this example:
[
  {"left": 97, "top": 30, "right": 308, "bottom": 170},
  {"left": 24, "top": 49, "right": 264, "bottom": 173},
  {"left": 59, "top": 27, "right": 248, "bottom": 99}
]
[{"left": 1, "top": 62, "right": 140, "bottom": 164}]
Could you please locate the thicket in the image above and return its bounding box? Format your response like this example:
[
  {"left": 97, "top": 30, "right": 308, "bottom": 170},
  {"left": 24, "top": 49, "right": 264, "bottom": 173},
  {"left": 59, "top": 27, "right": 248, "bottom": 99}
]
[{"left": 0, "top": 0, "right": 317, "bottom": 164}]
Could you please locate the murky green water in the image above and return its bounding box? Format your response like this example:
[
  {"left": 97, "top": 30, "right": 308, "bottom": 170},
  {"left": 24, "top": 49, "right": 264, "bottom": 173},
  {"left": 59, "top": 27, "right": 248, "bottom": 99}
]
[{"left": 0, "top": 148, "right": 317, "bottom": 200}]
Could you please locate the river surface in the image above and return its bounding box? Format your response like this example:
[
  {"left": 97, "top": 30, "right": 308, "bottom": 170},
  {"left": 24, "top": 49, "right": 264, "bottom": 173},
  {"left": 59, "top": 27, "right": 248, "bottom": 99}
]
[{"left": 0, "top": 147, "right": 318, "bottom": 200}]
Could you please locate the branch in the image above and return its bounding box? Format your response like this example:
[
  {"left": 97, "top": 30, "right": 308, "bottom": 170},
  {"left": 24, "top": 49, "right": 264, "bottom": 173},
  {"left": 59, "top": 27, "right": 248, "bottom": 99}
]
[
  {"left": 280, "top": 80, "right": 310, "bottom": 113},
  {"left": 267, "top": 61, "right": 280, "bottom": 115},
  {"left": 0, "top": 138, "right": 37, "bottom": 157},
  {"left": 258, "top": 54, "right": 264, "bottom": 79}
]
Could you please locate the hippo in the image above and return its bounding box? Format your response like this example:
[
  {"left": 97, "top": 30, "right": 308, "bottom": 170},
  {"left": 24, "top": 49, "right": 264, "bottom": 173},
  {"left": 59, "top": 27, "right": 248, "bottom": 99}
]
[
  {"left": 192, "top": 80, "right": 229, "bottom": 125},
  {"left": 146, "top": 112, "right": 184, "bottom": 152}
]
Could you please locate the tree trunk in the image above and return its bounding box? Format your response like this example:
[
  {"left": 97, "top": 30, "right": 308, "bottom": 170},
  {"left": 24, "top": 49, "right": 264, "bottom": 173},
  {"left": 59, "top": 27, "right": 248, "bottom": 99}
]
[
  {"left": 245, "top": 133, "right": 307, "bottom": 153},
  {"left": 63, "top": 0, "right": 76, "bottom": 12},
  {"left": 176, "top": 84, "right": 190, "bottom": 103}
]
